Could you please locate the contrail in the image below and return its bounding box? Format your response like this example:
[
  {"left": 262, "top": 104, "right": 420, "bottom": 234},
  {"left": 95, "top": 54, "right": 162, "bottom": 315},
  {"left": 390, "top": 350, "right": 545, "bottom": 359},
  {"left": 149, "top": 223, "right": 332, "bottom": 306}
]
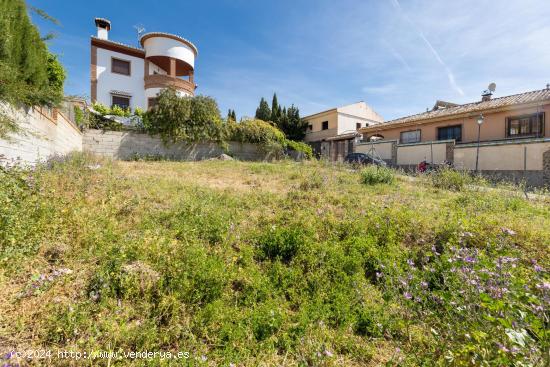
[
  {"left": 389, "top": 0, "right": 464, "bottom": 96},
  {"left": 382, "top": 39, "right": 412, "bottom": 71}
]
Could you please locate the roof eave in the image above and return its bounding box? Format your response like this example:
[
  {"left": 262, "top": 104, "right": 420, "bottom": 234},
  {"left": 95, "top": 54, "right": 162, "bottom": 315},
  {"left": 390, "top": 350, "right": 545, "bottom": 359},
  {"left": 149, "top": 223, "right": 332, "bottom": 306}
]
[{"left": 360, "top": 99, "right": 550, "bottom": 134}]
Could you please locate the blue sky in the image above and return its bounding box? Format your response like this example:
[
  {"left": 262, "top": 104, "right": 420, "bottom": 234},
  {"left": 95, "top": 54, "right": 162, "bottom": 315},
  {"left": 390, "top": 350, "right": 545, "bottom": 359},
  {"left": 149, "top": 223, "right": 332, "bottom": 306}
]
[{"left": 30, "top": 0, "right": 550, "bottom": 120}]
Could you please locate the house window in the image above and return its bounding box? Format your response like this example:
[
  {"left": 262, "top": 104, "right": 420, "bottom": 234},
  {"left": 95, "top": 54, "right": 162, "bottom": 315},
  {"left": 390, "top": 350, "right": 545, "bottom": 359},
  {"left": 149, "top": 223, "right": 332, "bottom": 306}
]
[
  {"left": 148, "top": 98, "right": 158, "bottom": 109},
  {"left": 437, "top": 125, "right": 462, "bottom": 142},
  {"left": 506, "top": 113, "right": 544, "bottom": 138},
  {"left": 111, "top": 95, "right": 130, "bottom": 109},
  {"left": 112, "top": 57, "right": 131, "bottom": 76},
  {"left": 400, "top": 129, "right": 421, "bottom": 144},
  {"left": 322, "top": 121, "right": 329, "bottom": 130},
  {"left": 308, "top": 124, "right": 313, "bottom": 131},
  {"left": 356, "top": 123, "right": 361, "bottom": 129}
]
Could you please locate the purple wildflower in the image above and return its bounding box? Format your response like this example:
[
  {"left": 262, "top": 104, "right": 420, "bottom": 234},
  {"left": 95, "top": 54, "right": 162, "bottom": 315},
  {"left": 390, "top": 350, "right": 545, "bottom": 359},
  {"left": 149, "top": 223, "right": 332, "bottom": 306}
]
[
  {"left": 498, "top": 343, "right": 509, "bottom": 353},
  {"left": 501, "top": 227, "right": 516, "bottom": 236},
  {"left": 403, "top": 292, "right": 412, "bottom": 300}
]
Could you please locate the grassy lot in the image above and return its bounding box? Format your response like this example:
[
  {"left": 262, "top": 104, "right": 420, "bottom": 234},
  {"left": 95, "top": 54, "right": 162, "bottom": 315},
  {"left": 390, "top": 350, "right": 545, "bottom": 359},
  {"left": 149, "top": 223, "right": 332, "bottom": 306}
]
[{"left": 1, "top": 154, "right": 548, "bottom": 366}]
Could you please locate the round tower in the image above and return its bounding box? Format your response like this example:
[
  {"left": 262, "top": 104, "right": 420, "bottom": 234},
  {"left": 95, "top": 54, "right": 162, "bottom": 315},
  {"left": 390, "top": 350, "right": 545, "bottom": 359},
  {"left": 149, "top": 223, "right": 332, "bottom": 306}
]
[{"left": 140, "top": 32, "right": 198, "bottom": 101}]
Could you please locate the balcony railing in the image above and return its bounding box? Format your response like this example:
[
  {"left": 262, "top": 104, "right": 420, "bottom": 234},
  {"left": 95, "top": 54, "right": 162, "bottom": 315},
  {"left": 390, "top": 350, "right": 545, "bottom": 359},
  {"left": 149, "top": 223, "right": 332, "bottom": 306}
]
[{"left": 144, "top": 74, "right": 195, "bottom": 95}]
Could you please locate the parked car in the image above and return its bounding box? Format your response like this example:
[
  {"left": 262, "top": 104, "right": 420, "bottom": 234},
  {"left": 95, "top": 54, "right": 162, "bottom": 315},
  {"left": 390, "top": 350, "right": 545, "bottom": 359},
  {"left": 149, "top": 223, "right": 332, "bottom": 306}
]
[{"left": 344, "top": 153, "right": 387, "bottom": 167}]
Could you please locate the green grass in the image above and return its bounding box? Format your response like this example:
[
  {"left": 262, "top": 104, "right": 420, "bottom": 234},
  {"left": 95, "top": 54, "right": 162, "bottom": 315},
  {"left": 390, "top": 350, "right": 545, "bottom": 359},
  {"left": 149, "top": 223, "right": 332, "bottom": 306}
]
[{"left": 1, "top": 154, "right": 548, "bottom": 366}]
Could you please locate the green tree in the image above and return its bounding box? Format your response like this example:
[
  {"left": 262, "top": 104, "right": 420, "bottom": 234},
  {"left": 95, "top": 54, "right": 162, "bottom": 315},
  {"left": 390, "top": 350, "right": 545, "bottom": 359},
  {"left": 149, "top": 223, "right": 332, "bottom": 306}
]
[
  {"left": 284, "top": 104, "right": 307, "bottom": 141},
  {"left": 145, "top": 88, "right": 223, "bottom": 143},
  {"left": 0, "top": 0, "right": 65, "bottom": 107},
  {"left": 255, "top": 97, "right": 271, "bottom": 122},
  {"left": 227, "top": 109, "right": 237, "bottom": 122},
  {"left": 271, "top": 93, "right": 279, "bottom": 123}
]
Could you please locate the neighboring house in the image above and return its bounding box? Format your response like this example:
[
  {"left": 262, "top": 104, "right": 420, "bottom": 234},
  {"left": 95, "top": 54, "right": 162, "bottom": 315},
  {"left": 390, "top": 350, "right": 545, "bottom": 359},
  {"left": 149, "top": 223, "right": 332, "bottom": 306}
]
[
  {"left": 90, "top": 18, "right": 198, "bottom": 111},
  {"left": 303, "top": 101, "right": 383, "bottom": 160},
  {"left": 356, "top": 87, "right": 550, "bottom": 186},
  {"left": 360, "top": 88, "right": 550, "bottom": 144}
]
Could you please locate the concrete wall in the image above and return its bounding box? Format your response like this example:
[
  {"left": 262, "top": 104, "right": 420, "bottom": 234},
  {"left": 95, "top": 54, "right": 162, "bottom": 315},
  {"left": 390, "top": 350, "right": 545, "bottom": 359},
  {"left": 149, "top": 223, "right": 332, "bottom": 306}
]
[
  {"left": 0, "top": 103, "right": 83, "bottom": 166},
  {"left": 355, "top": 140, "right": 396, "bottom": 163},
  {"left": 454, "top": 139, "right": 550, "bottom": 171},
  {"left": 354, "top": 135, "right": 550, "bottom": 186},
  {"left": 396, "top": 140, "right": 451, "bottom": 166},
  {"left": 83, "top": 129, "right": 271, "bottom": 161}
]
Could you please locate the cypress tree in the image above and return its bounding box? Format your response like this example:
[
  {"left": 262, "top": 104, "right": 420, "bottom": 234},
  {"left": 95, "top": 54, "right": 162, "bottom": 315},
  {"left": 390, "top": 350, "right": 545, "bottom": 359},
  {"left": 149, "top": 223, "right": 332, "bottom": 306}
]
[
  {"left": 255, "top": 97, "right": 271, "bottom": 121},
  {"left": 285, "top": 104, "right": 307, "bottom": 141},
  {"left": 0, "top": 0, "right": 65, "bottom": 106},
  {"left": 271, "top": 93, "right": 279, "bottom": 124},
  {"left": 231, "top": 110, "right": 237, "bottom": 121}
]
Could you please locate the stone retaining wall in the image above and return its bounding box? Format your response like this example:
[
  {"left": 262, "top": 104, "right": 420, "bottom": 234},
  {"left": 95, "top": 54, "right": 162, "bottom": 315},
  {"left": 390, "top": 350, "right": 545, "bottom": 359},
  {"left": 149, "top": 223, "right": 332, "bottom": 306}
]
[{"left": 83, "top": 129, "right": 272, "bottom": 161}]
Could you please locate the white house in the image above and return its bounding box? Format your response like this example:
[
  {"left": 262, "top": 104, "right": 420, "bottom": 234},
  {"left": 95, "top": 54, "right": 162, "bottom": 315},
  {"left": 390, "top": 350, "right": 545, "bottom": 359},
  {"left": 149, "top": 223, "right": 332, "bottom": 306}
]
[
  {"left": 303, "top": 101, "right": 383, "bottom": 142},
  {"left": 91, "top": 18, "right": 198, "bottom": 111},
  {"left": 302, "top": 101, "right": 383, "bottom": 160}
]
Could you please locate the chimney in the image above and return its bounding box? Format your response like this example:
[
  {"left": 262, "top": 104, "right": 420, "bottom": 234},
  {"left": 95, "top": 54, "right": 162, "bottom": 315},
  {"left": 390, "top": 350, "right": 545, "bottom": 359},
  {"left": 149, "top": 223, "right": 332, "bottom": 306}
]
[
  {"left": 481, "top": 90, "right": 492, "bottom": 102},
  {"left": 95, "top": 18, "right": 111, "bottom": 40}
]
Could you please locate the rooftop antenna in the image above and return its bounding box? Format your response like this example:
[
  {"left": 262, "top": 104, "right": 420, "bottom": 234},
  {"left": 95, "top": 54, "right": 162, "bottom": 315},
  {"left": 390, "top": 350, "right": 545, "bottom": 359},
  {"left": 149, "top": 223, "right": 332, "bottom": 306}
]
[
  {"left": 133, "top": 24, "right": 146, "bottom": 46},
  {"left": 488, "top": 82, "right": 496, "bottom": 93}
]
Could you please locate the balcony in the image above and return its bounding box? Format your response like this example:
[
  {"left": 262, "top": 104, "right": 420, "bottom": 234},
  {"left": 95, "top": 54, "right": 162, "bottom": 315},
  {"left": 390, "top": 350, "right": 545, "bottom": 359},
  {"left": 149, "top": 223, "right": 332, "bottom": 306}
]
[{"left": 144, "top": 74, "right": 196, "bottom": 95}]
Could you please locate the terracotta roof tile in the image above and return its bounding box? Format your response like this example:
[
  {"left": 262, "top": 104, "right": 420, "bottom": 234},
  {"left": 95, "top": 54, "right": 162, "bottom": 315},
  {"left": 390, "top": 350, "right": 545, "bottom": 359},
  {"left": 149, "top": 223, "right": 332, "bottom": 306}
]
[{"left": 368, "top": 88, "right": 550, "bottom": 130}]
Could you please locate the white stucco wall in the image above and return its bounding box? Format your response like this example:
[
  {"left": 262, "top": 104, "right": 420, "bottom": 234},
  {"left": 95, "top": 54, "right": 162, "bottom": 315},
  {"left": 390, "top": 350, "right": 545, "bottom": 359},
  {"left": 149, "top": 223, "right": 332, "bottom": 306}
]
[
  {"left": 337, "top": 113, "right": 377, "bottom": 135},
  {"left": 149, "top": 62, "right": 167, "bottom": 75},
  {"left": 454, "top": 141, "right": 550, "bottom": 171},
  {"left": 143, "top": 37, "right": 195, "bottom": 68},
  {"left": 355, "top": 140, "right": 395, "bottom": 161},
  {"left": 96, "top": 48, "right": 146, "bottom": 110},
  {"left": 396, "top": 141, "right": 448, "bottom": 166}
]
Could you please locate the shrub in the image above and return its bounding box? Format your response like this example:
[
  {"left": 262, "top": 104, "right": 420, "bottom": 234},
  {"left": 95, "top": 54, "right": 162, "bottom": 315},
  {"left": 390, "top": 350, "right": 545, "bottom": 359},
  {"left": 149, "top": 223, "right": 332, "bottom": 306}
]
[
  {"left": 430, "top": 168, "right": 471, "bottom": 191},
  {"left": 256, "top": 226, "right": 307, "bottom": 263},
  {"left": 226, "top": 119, "right": 286, "bottom": 146},
  {"left": 145, "top": 88, "right": 224, "bottom": 143},
  {"left": 285, "top": 140, "right": 313, "bottom": 159},
  {"left": 226, "top": 119, "right": 287, "bottom": 157},
  {"left": 361, "top": 165, "right": 395, "bottom": 185},
  {"left": 250, "top": 301, "right": 285, "bottom": 341}
]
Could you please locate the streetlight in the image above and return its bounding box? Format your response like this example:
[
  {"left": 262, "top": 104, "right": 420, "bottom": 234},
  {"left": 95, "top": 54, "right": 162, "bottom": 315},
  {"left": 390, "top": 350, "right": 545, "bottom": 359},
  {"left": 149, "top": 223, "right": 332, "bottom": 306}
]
[{"left": 475, "top": 114, "right": 484, "bottom": 172}]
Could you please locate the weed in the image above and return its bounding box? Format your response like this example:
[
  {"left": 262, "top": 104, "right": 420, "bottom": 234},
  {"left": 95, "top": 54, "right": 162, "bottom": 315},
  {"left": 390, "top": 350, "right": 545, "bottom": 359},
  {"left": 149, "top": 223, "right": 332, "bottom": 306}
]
[{"left": 360, "top": 165, "right": 395, "bottom": 185}]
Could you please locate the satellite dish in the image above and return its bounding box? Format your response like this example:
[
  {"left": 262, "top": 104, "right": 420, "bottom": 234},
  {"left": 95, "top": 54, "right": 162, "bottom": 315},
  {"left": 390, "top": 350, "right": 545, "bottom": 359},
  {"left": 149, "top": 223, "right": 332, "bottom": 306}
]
[{"left": 488, "top": 82, "right": 496, "bottom": 92}]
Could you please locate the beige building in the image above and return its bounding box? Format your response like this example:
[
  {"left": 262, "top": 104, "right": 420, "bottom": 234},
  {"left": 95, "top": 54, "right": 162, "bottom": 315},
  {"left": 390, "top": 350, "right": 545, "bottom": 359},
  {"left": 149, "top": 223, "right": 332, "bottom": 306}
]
[
  {"left": 360, "top": 88, "right": 550, "bottom": 144},
  {"left": 357, "top": 87, "right": 550, "bottom": 186},
  {"left": 303, "top": 101, "right": 383, "bottom": 159}
]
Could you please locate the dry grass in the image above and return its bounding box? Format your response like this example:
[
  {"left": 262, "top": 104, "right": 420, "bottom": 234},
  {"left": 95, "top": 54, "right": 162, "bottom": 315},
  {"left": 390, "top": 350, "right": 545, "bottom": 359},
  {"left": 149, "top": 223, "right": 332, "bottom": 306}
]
[{"left": 0, "top": 155, "right": 548, "bottom": 366}]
